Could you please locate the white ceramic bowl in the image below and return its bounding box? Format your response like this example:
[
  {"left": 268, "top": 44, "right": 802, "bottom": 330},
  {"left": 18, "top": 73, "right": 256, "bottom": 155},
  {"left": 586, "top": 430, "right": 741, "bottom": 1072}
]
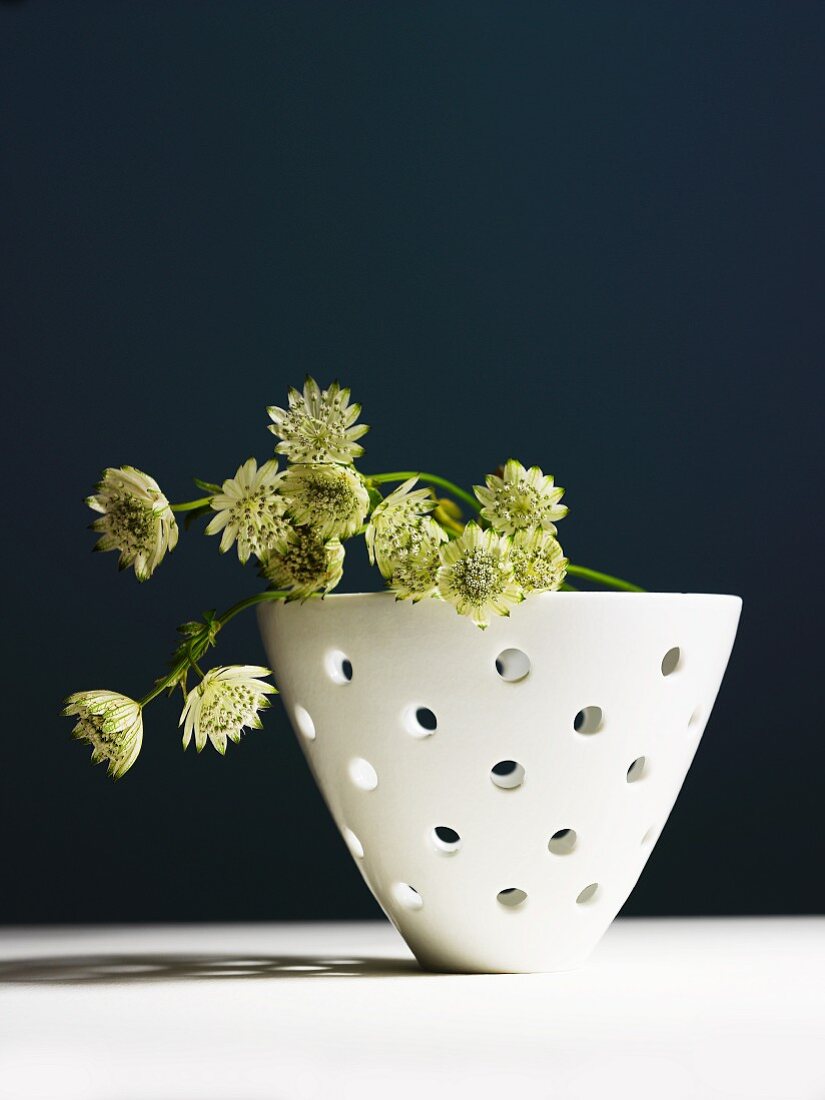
[{"left": 259, "top": 591, "right": 741, "bottom": 973}]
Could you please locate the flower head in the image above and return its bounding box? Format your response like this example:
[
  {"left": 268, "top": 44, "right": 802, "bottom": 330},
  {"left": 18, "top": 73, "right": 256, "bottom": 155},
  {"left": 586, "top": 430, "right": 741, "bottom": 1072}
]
[
  {"left": 267, "top": 378, "right": 368, "bottom": 465},
  {"left": 365, "top": 478, "right": 438, "bottom": 571},
  {"left": 205, "top": 457, "right": 292, "bottom": 564},
  {"left": 87, "top": 466, "right": 179, "bottom": 581},
  {"left": 282, "top": 463, "right": 369, "bottom": 540},
  {"left": 474, "top": 459, "right": 567, "bottom": 535},
  {"left": 386, "top": 518, "right": 446, "bottom": 602},
  {"left": 510, "top": 528, "right": 568, "bottom": 593},
  {"left": 63, "top": 690, "right": 143, "bottom": 778},
  {"left": 437, "top": 523, "right": 523, "bottom": 628},
  {"left": 260, "top": 527, "right": 345, "bottom": 599},
  {"left": 180, "top": 666, "right": 277, "bottom": 755}
]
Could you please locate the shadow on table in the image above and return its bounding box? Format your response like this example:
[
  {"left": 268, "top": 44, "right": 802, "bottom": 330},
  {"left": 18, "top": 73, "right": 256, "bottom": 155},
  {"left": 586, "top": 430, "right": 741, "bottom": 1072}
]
[{"left": 0, "top": 953, "right": 424, "bottom": 985}]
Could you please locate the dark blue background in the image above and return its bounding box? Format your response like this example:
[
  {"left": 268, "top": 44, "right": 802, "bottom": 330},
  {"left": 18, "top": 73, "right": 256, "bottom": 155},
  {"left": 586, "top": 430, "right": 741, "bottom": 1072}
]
[{"left": 2, "top": 1, "right": 822, "bottom": 921}]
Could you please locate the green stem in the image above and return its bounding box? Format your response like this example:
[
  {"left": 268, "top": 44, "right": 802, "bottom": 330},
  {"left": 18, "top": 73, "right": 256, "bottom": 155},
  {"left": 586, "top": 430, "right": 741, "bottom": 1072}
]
[
  {"left": 170, "top": 497, "right": 212, "bottom": 512},
  {"left": 139, "top": 661, "right": 187, "bottom": 707},
  {"left": 566, "top": 564, "right": 645, "bottom": 592},
  {"left": 217, "top": 589, "right": 293, "bottom": 628},
  {"left": 138, "top": 590, "right": 293, "bottom": 707},
  {"left": 368, "top": 472, "right": 480, "bottom": 514},
  {"left": 186, "top": 640, "right": 206, "bottom": 679}
]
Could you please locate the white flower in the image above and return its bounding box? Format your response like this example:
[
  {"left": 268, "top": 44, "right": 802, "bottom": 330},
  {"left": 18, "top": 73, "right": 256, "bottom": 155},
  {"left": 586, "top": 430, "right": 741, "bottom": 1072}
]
[
  {"left": 282, "top": 463, "right": 369, "bottom": 540},
  {"left": 267, "top": 378, "right": 368, "bottom": 465},
  {"left": 180, "top": 666, "right": 277, "bottom": 755},
  {"left": 205, "top": 457, "right": 292, "bottom": 564},
  {"left": 437, "top": 523, "right": 522, "bottom": 628},
  {"left": 260, "top": 528, "right": 345, "bottom": 599},
  {"left": 365, "top": 478, "right": 437, "bottom": 572},
  {"left": 87, "top": 466, "right": 179, "bottom": 581},
  {"left": 63, "top": 690, "right": 143, "bottom": 779},
  {"left": 474, "top": 459, "right": 568, "bottom": 535},
  {"left": 386, "top": 519, "right": 446, "bottom": 602},
  {"left": 510, "top": 528, "right": 568, "bottom": 593}
]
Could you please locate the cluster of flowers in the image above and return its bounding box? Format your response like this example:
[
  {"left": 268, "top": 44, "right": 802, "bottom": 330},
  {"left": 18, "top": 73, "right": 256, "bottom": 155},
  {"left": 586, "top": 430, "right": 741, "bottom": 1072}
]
[
  {"left": 86, "top": 378, "right": 570, "bottom": 620},
  {"left": 65, "top": 378, "right": 571, "bottom": 778},
  {"left": 367, "top": 466, "right": 568, "bottom": 622}
]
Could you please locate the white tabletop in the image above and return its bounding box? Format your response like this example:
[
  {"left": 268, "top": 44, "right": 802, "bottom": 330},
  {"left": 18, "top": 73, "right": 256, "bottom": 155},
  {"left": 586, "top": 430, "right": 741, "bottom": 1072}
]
[{"left": 1, "top": 918, "right": 822, "bottom": 1100}]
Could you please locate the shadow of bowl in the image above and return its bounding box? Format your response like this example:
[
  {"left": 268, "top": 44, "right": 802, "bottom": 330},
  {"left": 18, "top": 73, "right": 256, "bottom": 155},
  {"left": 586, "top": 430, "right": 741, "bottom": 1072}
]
[{"left": 0, "top": 952, "right": 424, "bottom": 985}]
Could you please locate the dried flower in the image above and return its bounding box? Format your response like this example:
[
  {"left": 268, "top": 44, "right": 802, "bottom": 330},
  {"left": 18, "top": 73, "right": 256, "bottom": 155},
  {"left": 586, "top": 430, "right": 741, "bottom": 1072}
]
[
  {"left": 437, "top": 523, "right": 522, "bottom": 628},
  {"left": 63, "top": 690, "right": 143, "bottom": 778},
  {"left": 474, "top": 459, "right": 567, "bottom": 535},
  {"left": 205, "top": 457, "right": 292, "bottom": 564},
  {"left": 282, "top": 463, "right": 369, "bottom": 540},
  {"left": 267, "top": 377, "right": 368, "bottom": 465},
  {"left": 87, "top": 466, "right": 178, "bottom": 581},
  {"left": 180, "top": 666, "right": 277, "bottom": 755}
]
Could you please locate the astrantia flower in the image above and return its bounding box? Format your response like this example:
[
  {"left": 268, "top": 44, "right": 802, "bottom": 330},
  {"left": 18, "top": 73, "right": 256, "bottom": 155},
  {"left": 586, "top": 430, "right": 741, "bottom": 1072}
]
[
  {"left": 437, "top": 523, "right": 523, "bottom": 628},
  {"left": 87, "top": 466, "right": 178, "bottom": 581},
  {"left": 282, "top": 463, "right": 369, "bottom": 540},
  {"left": 474, "top": 459, "right": 568, "bottom": 535},
  {"left": 180, "top": 666, "right": 277, "bottom": 755},
  {"left": 63, "top": 690, "right": 143, "bottom": 779},
  {"left": 260, "top": 527, "right": 345, "bottom": 598},
  {"left": 267, "top": 378, "right": 368, "bottom": 465},
  {"left": 205, "top": 457, "right": 292, "bottom": 564},
  {"left": 510, "top": 528, "right": 568, "bottom": 593},
  {"left": 365, "top": 478, "right": 438, "bottom": 572},
  {"left": 386, "top": 519, "right": 446, "bottom": 602}
]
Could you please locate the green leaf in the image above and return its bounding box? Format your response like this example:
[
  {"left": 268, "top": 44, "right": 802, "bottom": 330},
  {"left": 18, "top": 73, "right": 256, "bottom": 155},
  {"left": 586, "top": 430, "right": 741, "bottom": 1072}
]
[{"left": 193, "top": 478, "right": 222, "bottom": 493}]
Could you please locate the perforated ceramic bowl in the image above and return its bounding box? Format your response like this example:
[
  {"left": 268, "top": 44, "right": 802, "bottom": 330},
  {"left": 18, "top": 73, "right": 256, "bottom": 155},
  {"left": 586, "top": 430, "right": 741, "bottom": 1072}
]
[{"left": 258, "top": 591, "right": 741, "bottom": 973}]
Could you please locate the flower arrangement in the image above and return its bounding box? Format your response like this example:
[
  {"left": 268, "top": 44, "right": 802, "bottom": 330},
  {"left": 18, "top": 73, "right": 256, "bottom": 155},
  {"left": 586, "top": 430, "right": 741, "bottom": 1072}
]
[{"left": 64, "top": 378, "right": 641, "bottom": 778}]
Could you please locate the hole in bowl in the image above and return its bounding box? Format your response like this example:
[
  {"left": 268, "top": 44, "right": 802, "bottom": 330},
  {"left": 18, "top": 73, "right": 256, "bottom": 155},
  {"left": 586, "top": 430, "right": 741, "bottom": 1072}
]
[
  {"left": 497, "top": 888, "right": 528, "bottom": 909},
  {"left": 404, "top": 705, "right": 438, "bottom": 738},
  {"left": 641, "top": 826, "right": 657, "bottom": 847},
  {"left": 326, "top": 650, "right": 353, "bottom": 684},
  {"left": 689, "top": 707, "right": 702, "bottom": 730},
  {"left": 391, "top": 883, "right": 423, "bottom": 911},
  {"left": 576, "top": 883, "right": 600, "bottom": 905},
  {"left": 348, "top": 757, "right": 378, "bottom": 791},
  {"left": 574, "top": 706, "right": 603, "bottom": 735},
  {"left": 661, "top": 647, "right": 681, "bottom": 677},
  {"left": 626, "top": 756, "right": 647, "bottom": 783},
  {"left": 490, "top": 760, "right": 525, "bottom": 790},
  {"left": 548, "top": 828, "right": 577, "bottom": 855},
  {"left": 342, "top": 828, "right": 364, "bottom": 859},
  {"left": 495, "top": 649, "right": 531, "bottom": 682},
  {"left": 293, "top": 704, "right": 316, "bottom": 741},
  {"left": 432, "top": 826, "right": 462, "bottom": 854}
]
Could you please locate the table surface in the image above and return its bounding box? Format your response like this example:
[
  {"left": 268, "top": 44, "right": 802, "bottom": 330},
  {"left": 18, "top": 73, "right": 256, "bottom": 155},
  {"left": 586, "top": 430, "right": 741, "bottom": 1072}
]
[{"left": 1, "top": 917, "right": 823, "bottom": 1100}]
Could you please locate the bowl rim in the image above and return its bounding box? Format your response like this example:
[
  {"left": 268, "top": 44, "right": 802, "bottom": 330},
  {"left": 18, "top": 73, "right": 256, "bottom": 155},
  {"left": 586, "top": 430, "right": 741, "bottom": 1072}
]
[{"left": 259, "top": 590, "right": 742, "bottom": 606}]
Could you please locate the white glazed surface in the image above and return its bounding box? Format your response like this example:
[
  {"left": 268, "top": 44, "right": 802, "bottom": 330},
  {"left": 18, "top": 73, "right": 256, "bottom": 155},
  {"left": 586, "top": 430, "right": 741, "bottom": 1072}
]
[{"left": 259, "top": 592, "right": 741, "bottom": 973}]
